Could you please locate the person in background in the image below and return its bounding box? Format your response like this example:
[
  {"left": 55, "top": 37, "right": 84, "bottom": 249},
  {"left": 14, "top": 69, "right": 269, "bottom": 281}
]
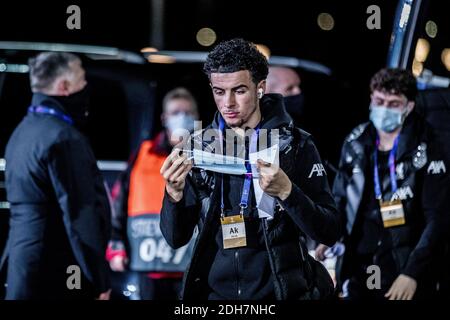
[
  {"left": 316, "top": 68, "right": 449, "bottom": 300},
  {"left": 266, "top": 66, "right": 304, "bottom": 126},
  {"left": 107, "top": 88, "right": 199, "bottom": 300},
  {"left": 2, "top": 52, "right": 111, "bottom": 300},
  {"left": 267, "top": 66, "right": 328, "bottom": 253}
]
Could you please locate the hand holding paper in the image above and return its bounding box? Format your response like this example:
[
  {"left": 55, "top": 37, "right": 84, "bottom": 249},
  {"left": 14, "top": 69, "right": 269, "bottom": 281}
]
[
  {"left": 256, "top": 159, "right": 292, "bottom": 201},
  {"left": 183, "top": 144, "right": 289, "bottom": 220},
  {"left": 249, "top": 144, "right": 280, "bottom": 220},
  {"left": 160, "top": 148, "right": 193, "bottom": 202}
]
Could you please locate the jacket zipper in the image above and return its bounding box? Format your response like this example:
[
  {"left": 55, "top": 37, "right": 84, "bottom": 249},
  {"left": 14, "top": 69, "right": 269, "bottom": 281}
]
[
  {"left": 235, "top": 250, "right": 241, "bottom": 298},
  {"left": 262, "top": 218, "right": 283, "bottom": 299},
  {"left": 181, "top": 173, "right": 221, "bottom": 299}
]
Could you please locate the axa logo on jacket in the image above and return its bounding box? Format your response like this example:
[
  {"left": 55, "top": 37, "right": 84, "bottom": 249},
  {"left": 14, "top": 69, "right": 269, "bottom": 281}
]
[
  {"left": 427, "top": 160, "right": 446, "bottom": 175},
  {"left": 308, "top": 163, "right": 327, "bottom": 178},
  {"left": 392, "top": 185, "right": 414, "bottom": 201}
]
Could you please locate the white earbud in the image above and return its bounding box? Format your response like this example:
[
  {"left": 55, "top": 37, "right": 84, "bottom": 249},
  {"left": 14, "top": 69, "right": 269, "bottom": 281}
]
[{"left": 258, "top": 88, "right": 264, "bottom": 99}]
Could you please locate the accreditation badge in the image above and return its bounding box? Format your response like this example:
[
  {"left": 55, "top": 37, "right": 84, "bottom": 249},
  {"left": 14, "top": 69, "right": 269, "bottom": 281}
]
[
  {"left": 379, "top": 199, "right": 406, "bottom": 228},
  {"left": 221, "top": 214, "right": 247, "bottom": 249}
]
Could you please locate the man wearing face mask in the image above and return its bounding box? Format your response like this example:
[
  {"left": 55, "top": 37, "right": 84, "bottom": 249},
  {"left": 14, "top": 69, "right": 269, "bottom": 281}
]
[
  {"left": 107, "top": 88, "right": 199, "bottom": 300},
  {"left": 316, "top": 68, "right": 449, "bottom": 300},
  {"left": 2, "top": 52, "right": 111, "bottom": 299},
  {"left": 266, "top": 66, "right": 304, "bottom": 126}
]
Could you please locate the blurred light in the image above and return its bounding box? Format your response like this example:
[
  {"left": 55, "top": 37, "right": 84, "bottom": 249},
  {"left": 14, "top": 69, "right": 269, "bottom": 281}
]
[
  {"left": 399, "top": 4, "right": 411, "bottom": 28},
  {"left": 126, "top": 284, "right": 137, "bottom": 292},
  {"left": 140, "top": 47, "right": 158, "bottom": 53},
  {"left": 196, "top": 28, "right": 217, "bottom": 47},
  {"left": 18, "top": 65, "right": 30, "bottom": 73},
  {"left": 441, "top": 49, "right": 450, "bottom": 71},
  {"left": 412, "top": 59, "right": 423, "bottom": 77},
  {"left": 255, "top": 44, "right": 271, "bottom": 60},
  {"left": 414, "top": 38, "right": 430, "bottom": 63},
  {"left": 122, "top": 284, "right": 137, "bottom": 298},
  {"left": 123, "top": 290, "right": 132, "bottom": 297},
  {"left": 317, "top": 13, "right": 335, "bottom": 31},
  {"left": 147, "top": 54, "right": 176, "bottom": 64},
  {"left": 0, "top": 63, "right": 29, "bottom": 73},
  {"left": 425, "top": 20, "right": 438, "bottom": 38},
  {"left": 0, "top": 202, "right": 10, "bottom": 209}
]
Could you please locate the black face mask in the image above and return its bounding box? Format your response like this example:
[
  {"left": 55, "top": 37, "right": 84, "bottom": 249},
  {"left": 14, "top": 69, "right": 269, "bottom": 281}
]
[
  {"left": 283, "top": 93, "right": 305, "bottom": 123},
  {"left": 51, "top": 86, "right": 90, "bottom": 126}
]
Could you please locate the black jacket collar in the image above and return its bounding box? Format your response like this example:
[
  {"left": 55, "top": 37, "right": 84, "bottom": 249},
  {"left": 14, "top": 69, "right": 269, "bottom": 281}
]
[{"left": 31, "top": 93, "right": 69, "bottom": 116}]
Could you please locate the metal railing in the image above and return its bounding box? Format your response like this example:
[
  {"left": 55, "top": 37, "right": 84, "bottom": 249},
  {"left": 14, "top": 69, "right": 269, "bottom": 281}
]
[{"left": 0, "top": 41, "right": 146, "bottom": 65}]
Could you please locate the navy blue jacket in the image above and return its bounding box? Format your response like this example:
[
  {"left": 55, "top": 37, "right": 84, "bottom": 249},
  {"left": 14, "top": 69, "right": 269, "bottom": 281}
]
[{"left": 2, "top": 93, "right": 111, "bottom": 299}]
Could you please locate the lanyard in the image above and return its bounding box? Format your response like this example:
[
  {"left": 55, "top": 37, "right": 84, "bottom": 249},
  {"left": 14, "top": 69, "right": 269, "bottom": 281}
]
[
  {"left": 373, "top": 136, "right": 399, "bottom": 200},
  {"left": 28, "top": 105, "right": 74, "bottom": 125},
  {"left": 219, "top": 117, "right": 259, "bottom": 217}
]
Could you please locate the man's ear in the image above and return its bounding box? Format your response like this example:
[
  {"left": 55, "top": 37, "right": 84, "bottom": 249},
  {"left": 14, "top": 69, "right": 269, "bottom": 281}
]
[
  {"left": 54, "top": 78, "right": 71, "bottom": 96},
  {"left": 257, "top": 80, "right": 266, "bottom": 98},
  {"left": 258, "top": 80, "right": 266, "bottom": 92}
]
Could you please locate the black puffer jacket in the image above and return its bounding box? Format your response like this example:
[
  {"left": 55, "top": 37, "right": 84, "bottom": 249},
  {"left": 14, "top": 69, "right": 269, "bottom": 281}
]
[
  {"left": 160, "top": 94, "right": 340, "bottom": 300},
  {"left": 333, "top": 112, "right": 449, "bottom": 290}
]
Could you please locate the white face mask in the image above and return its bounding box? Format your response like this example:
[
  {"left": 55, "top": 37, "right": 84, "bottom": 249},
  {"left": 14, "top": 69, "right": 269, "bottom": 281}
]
[
  {"left": 192, "top": 149, "right": 247, "bottom": 175},
  {"left": 189, "top": 143, "right": 279, "bottom": 176},
  {"left": 166, "top": 112, "right": 195, "bottom": 133},
  {"left": 369, "top": 104, "right": 409, "bottom": 133}
]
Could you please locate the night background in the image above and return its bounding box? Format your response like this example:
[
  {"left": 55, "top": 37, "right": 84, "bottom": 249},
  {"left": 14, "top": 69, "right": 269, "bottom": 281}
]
[
  {"left": 0, "top": 0, "right": 449, "bottom": 304},
  {"left": 0, "top": 0, "right": 448, "bottom": 170},
  {"left": 0, "top": 0, "right": 403, "bottom": 164}
]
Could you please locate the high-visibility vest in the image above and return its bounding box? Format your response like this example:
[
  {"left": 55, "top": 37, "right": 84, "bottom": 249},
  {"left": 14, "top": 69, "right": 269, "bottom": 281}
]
[
  {"left": 125, "top": 139, "right": 192, "bottom": 276},
  {"left": 128, "top": 140, "right": 167, "bottom": 216}
]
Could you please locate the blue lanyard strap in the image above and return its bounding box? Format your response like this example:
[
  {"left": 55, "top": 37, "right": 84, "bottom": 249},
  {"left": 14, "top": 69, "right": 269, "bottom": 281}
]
[
  {"left": 373, "top": 136, "right": 399, "bottom": 200},
  {"left": 28, "top": 105, "right": 73, "bottom": 125},
  {"left": 219, "top": 117, "right": 259, "bottom": 217}
]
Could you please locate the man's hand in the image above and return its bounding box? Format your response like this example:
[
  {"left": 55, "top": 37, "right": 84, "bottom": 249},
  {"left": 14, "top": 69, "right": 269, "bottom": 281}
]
[
  {"left": 97, "top": 289, "right": 111, "bottom": 300},
  {"left": 160, "top": 148, "right": 193, "bottom": 202},
  {"left": 315, "top": 244, "right": 329, "bottom": 261},
  {"left": 256, "top": 159, "right": 292, "bottom": 200},
  {"left": 109, "top": 255, "right": 128, "bottom": 272},
  {"left": 385, "top": 274, "right": 417, "bottom": 300}
]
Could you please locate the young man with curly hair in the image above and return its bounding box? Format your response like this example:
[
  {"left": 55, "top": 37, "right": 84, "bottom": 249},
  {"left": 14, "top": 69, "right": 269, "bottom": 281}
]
[{"left": 159, "top": 38, "right": 339, "bottom": 300}]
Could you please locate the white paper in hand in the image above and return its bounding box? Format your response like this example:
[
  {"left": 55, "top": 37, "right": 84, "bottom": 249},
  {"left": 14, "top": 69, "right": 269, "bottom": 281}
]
[{"left": 249, "top": 144, "right": 279, "bottom": 220}]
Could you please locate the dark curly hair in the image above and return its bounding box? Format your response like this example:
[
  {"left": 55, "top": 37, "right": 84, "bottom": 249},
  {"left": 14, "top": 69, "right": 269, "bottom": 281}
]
[
  {"left": 370, "top": 68, "right": 417, "bottom": 101},
  {"left": 203, "top": 38, "right": 268, "bottom": 84}
]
